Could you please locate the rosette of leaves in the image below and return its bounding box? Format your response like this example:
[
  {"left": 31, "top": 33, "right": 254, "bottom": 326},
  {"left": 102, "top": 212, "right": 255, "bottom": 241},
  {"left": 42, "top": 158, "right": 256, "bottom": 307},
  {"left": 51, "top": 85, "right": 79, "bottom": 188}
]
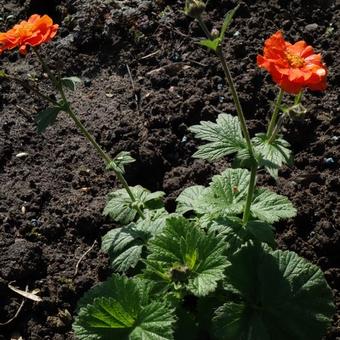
[
  {"left": 142, "top": 216, "right": 228, "bottom": 297},
  {"left": 103, "top": 185, "right": 165, "bottom": 224},
  {"left": 73, "top": 275, "right": 176, "bottom": 340},
  {"left": 101, "top": 210, "right": 170, "bottom": 272},
  {"left": 190, "top": 113, "right": 292, "bottom": 178},
  {"left": 212, "top": 242, "right": 335, "bottom": 340},
  {"left": 176, "top": 168, "right": 296, "bottom": 224}
]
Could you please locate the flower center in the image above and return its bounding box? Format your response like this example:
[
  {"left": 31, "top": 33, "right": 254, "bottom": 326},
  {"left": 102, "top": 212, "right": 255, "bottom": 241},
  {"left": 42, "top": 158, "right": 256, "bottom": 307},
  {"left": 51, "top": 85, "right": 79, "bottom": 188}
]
[{"left": 285, "top": 51, "right": 305, "bottom": 68}]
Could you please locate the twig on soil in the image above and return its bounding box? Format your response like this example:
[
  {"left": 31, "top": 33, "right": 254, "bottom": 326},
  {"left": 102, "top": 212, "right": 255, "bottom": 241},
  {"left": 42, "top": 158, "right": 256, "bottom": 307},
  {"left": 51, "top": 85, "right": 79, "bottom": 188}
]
[
  {"left": 126, "top": 64, "right": 141, "bottom": 112},
  {"left": 74, "top": 240, "right": 97, "bottom": 277},
  {"left": 8, "top": 282, "right": 42, "bottom": 302},
  {"left": 140, "top": 50, "right": 159, "bottom": 60},
  {"left": 0, "top": 285, "right": 28, "bottom": 326}
]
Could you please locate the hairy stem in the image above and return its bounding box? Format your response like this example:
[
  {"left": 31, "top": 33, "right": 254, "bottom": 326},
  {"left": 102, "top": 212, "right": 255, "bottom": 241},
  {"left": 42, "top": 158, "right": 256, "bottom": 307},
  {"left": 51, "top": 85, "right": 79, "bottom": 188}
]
[
  {"left": 267, "top": 115, "right": 285, "bottom": 144},
  {"left": 294, "top": 91, "right": 303, "bottom": 105},
  {"left": 197, "top": 16, "right": 254, "bottom": 157},
  {"left": 33, "top": 49, "right": 145, "bottom": 219},
  {"left": 242, "top": 162, "right": 257, "bottom": 225},
  {"left": 267, "top": 88, "right": 283, "bottom": 138}
]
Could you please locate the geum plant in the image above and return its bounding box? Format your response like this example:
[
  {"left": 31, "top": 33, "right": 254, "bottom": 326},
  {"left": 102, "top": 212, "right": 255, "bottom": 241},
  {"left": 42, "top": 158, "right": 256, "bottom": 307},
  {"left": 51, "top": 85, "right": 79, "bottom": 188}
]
[{"left": 0, "top": 5, "right": 334, "bottom": 340}]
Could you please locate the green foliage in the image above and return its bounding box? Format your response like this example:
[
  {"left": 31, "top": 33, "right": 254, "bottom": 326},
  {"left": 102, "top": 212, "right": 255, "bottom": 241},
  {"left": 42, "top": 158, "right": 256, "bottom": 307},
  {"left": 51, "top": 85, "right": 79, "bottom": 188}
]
[
  {"left": 209, "top": 216, "right": 275, "bottom": 254},
  {"left": 199, "top": 6, "right": 239, "bottom": 52},
  {"left": 106, "top": 151, "right": 135, "bottom": 174},
  {"left": 73, "top": 275, "right": 176, "bottom": 340},
  {"left": 213, "top": 243, "right": 335, "bottom": 340},
  {"left": 176, "top": 168, "right": 296, "bottom": 224},
  {"left": 251, "top": 188, "right": 296, "bottom": 223},
  {"left": 61, "top": 76, "right": 81, "bottom": 91},
  {"left": 253, "top": 133, "right": 292, "bottom": 178},
  {"left": 103, "top": 185, "right": 164, "bottom": 224},
  {"left": 189, "top": 114, "right": 245, "bottom": 161},
  {"left": 143, "top": 216, "right": 228, "bottom": 296},
  {"left": 102, "top": 214, "right": 169, "bottom": 272},
  {"left": 36, "top": 106, "right": 62, "bottom": 133}
]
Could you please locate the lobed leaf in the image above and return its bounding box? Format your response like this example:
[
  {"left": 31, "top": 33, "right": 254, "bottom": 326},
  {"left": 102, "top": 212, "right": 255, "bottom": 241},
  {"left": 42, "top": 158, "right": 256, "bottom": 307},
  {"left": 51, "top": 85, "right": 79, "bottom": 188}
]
[
  {"left": 103, "top": 185, "right": 165, "bottom": 224},
  {"left": 143, "top": 216, "right": 228, "bottom": 296},
  {"left": 189, "top": 113, "right": 245, "bottom": 161},
  {"left": 253, "top": 133, "right": 292, "bottom": 178},
  {"left": 73, "top": 275, "right": 176, "bottom": 340},
  {"left": 219, "top": 5, "right": 239, "bottom": 42},
  {"left": 61, "top": 76, "right": 82, "bottom": 91},
  {"left": 251, "top": 188, "right": 297, "bottom": 224},
  {"left": 213, "top": 243, "right": 335, "bottom": 340},
  {"left": 106, "top": 151, "right": 135, "bottom": 174},
  {"left": 102, "top": 214, "right": 169, "bottom": 272}
]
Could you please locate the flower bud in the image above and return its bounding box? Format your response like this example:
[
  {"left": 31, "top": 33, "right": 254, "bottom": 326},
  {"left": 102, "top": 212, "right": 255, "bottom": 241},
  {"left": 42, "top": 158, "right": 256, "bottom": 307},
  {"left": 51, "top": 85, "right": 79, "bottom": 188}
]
[
  {"left": 184, "top": 0, "right": 206, "bottom": 18},
  {"left": 211, "top": 28, "right": 220, "bottom": 39}
]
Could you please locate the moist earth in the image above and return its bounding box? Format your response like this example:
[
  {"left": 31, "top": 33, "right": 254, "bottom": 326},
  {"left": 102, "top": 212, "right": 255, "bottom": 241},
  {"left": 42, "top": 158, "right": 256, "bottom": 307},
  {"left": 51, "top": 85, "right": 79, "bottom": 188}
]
[{"left": 0, "top": 0, "right": 339, "bottom": 339}]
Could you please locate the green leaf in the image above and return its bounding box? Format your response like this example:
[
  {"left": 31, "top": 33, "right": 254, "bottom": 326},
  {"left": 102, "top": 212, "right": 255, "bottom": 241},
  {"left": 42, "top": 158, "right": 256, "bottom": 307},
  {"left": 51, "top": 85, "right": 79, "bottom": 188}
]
[
  {"left": 213, "top": 243, "right": 335, "bottom": 340},
  {"left": 245, "top": 220, "right": 275, "bottom": 247},
  {"left": 143, "top": 216, "right": 228, "bottom": 296},
  {"left": 106, "top": 151, "right": 135, "bottom": 174},
  {"left": 189, "top": 114, "right": 245, "bottom": 161},
  {"left": 103, "top": 186, "right": 165, "bottom": 224},
  {"left": 219, "top": 5, "right": 239, "bottom": 42},
  {"left": 73, "top": 275, "right": 176, "bottom": 340},
  {"left": 101, "top": 215, "right": 169, "bottom": 272},
  {"left": 175, "top": 185, "right": 207, "bottom": 214},
  {"left": 251, "top": 188, "right": 297, "bottom": 223},
  {"left": 0, "top": 70, "right": 6, "bottom": 77},
  {"left": 61, "top": 76, "right": 81, "bottom": 91},
  {"left": 205, "top": 168, "right": 250, "bottom": 215},
  {"left": 36, "top": 106, "right": 62, "bottom": 133},
  {"left": 199, "top": 38, "right": 221, "bottom": 52},
  {"left": 253, "top": 133, "right": 292, "bottom": 178}
]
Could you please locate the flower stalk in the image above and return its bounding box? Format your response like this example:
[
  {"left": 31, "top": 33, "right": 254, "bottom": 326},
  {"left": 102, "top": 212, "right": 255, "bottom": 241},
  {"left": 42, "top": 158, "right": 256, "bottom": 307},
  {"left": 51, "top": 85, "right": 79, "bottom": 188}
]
[
  {"left": 267, "top": 88, "right": 284, "bottom": 139},
  {"left": 33, "top": 50, "right": 145, "bottom": 219},
  {"left": 196, "top": 14, "right": 256, "bottom": 224}
]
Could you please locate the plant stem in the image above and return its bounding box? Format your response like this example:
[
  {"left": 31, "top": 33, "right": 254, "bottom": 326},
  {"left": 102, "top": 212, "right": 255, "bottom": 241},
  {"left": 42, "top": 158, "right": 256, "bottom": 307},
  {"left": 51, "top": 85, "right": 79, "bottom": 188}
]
[
  {"left": 267, "top": 88, "right": 283, "bottom": 138},
  {"left": 294, "top": 91, "right": 303, "bottom": 105},
  {"left": 196, "top": 15, "right": 254, "bottom": 158},
  {"left": 267, "top": 115, "right": 285, "bottom": 144},
  {"left": 33, "top": 48, "right": 145, "bottom": 219},
  {"left": 242, "top": 162, "right": 257, "bottom": 225}
]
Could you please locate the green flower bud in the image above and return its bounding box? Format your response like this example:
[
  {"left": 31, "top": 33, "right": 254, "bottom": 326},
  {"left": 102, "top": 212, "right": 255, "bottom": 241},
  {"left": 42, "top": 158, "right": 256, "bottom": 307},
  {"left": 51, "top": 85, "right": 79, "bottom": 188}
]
[{"left": 184, "top": 0, "right": 206, "bottom": 18}]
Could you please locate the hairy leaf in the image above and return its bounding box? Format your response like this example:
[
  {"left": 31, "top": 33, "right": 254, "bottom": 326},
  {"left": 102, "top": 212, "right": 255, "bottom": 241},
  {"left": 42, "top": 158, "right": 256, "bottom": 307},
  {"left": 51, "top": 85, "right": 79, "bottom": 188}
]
[
  {"left": 106, "top": 151, "right": 135, "bottom": 174},
  {"left": 175, "top": 185, "right": 207, "bottom": 214},
  {"left": 199, "top": 38, "right": 220, "bottom": 51},
  {"left": 189, "top": 114, "right": 245, "bottom": 161},
  {"left": 143, "top": 216, "right": 228, "bottom": 296},
  {"left": 103, "top": 185, "right": 165, "bottom": 224},
  {"left": 102, "top": 215, "right": 169, "bottom": 272},
  {"left": 61, "top": 76, "right": 81, "bottom": 91},
  {"left": 219, "top": 5, "right": 239, "bottom": 42},
  {"left": 73, "top": 275, "right": 175, "bottom": 340},
  {"left": 253, "top": 133, "right": 292, "bottom": 178},
  {"left": 213, "top": 243, "right": 335, "bottom": 340},
  {"left": 36, "top": 106, "right": 61, "bottom": 133},
  {"left": 251, "top": 188, "right": 297, "bottom": 223}
]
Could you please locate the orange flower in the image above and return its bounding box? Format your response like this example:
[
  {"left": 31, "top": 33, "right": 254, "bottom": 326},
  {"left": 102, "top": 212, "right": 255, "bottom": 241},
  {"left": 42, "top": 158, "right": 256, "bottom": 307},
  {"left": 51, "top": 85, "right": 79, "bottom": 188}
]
[
  {"left": 257, "top": 31, "right": 327, "bottom": 94},
  {"left": 0, "top": 14, "right": 58, "bottom": 55}
]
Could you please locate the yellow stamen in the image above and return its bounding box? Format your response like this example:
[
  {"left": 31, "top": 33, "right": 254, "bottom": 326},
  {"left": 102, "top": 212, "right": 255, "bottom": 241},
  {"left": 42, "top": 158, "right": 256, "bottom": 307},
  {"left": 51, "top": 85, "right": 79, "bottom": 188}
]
[{"left": 285, "top": 51, "right": 305, "bottom": 68}]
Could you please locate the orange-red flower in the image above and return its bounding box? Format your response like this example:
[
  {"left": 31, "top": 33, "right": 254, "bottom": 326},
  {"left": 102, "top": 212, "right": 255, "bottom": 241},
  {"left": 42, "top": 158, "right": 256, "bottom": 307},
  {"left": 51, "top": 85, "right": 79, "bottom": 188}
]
[
  {"left": 257, "top": 31, "right": 327, "bottom": 94},
  {"left": 0, "top": 14, "right": 58, "bottom": 55}
]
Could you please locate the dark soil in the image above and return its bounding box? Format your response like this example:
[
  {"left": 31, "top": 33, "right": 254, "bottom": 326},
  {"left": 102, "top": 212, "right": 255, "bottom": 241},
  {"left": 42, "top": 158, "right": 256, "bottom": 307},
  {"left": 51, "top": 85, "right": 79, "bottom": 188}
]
[{"left": 0, "top": 0, "right": 339, "bottom": 339}]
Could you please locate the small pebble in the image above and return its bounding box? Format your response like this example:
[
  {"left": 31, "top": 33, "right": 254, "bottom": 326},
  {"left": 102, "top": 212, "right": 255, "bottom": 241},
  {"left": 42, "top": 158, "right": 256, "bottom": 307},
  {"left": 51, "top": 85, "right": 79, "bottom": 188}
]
[
  {"left": 219, "top": 96, "right": 225, "bottom": 103},
  {"left": 331, "top": 136, "right": 338, "bottom": 141},
  {"left": 181, "top": 136, "right": 188, "bottom": 143},
  {"left": 217, "top": 83, "right": 223, "bottom": 90},
  {"left": 323, "top": 157, "right": 335, "bottom": 165},
  {"left": 233, "top": 31, "right": 240, "bottom": 37},
  {"left": 305, "top": 23, "right": 318, "bottom": 32}
]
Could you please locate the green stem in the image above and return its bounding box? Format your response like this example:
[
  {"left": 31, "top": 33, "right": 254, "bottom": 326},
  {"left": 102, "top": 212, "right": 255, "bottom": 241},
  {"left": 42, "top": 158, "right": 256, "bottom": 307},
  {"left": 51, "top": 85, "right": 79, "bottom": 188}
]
[
  {"left": 242, "top": 162, "right": 257, "bottom": 225},
  {"left": 267, "top": 88, "right": 283, "bottom": 138},
  {"left": 196, "top": 15, "right": 254, "bottom": 158},
  {"left": 267, "top": 115, "right": 285, "bottom": 144},
  {"left": 294, "top": 91, "right": 303, "bottom": 105},
  {"left": 33, "top": 48, "right": 145, "bottom": 219}
]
